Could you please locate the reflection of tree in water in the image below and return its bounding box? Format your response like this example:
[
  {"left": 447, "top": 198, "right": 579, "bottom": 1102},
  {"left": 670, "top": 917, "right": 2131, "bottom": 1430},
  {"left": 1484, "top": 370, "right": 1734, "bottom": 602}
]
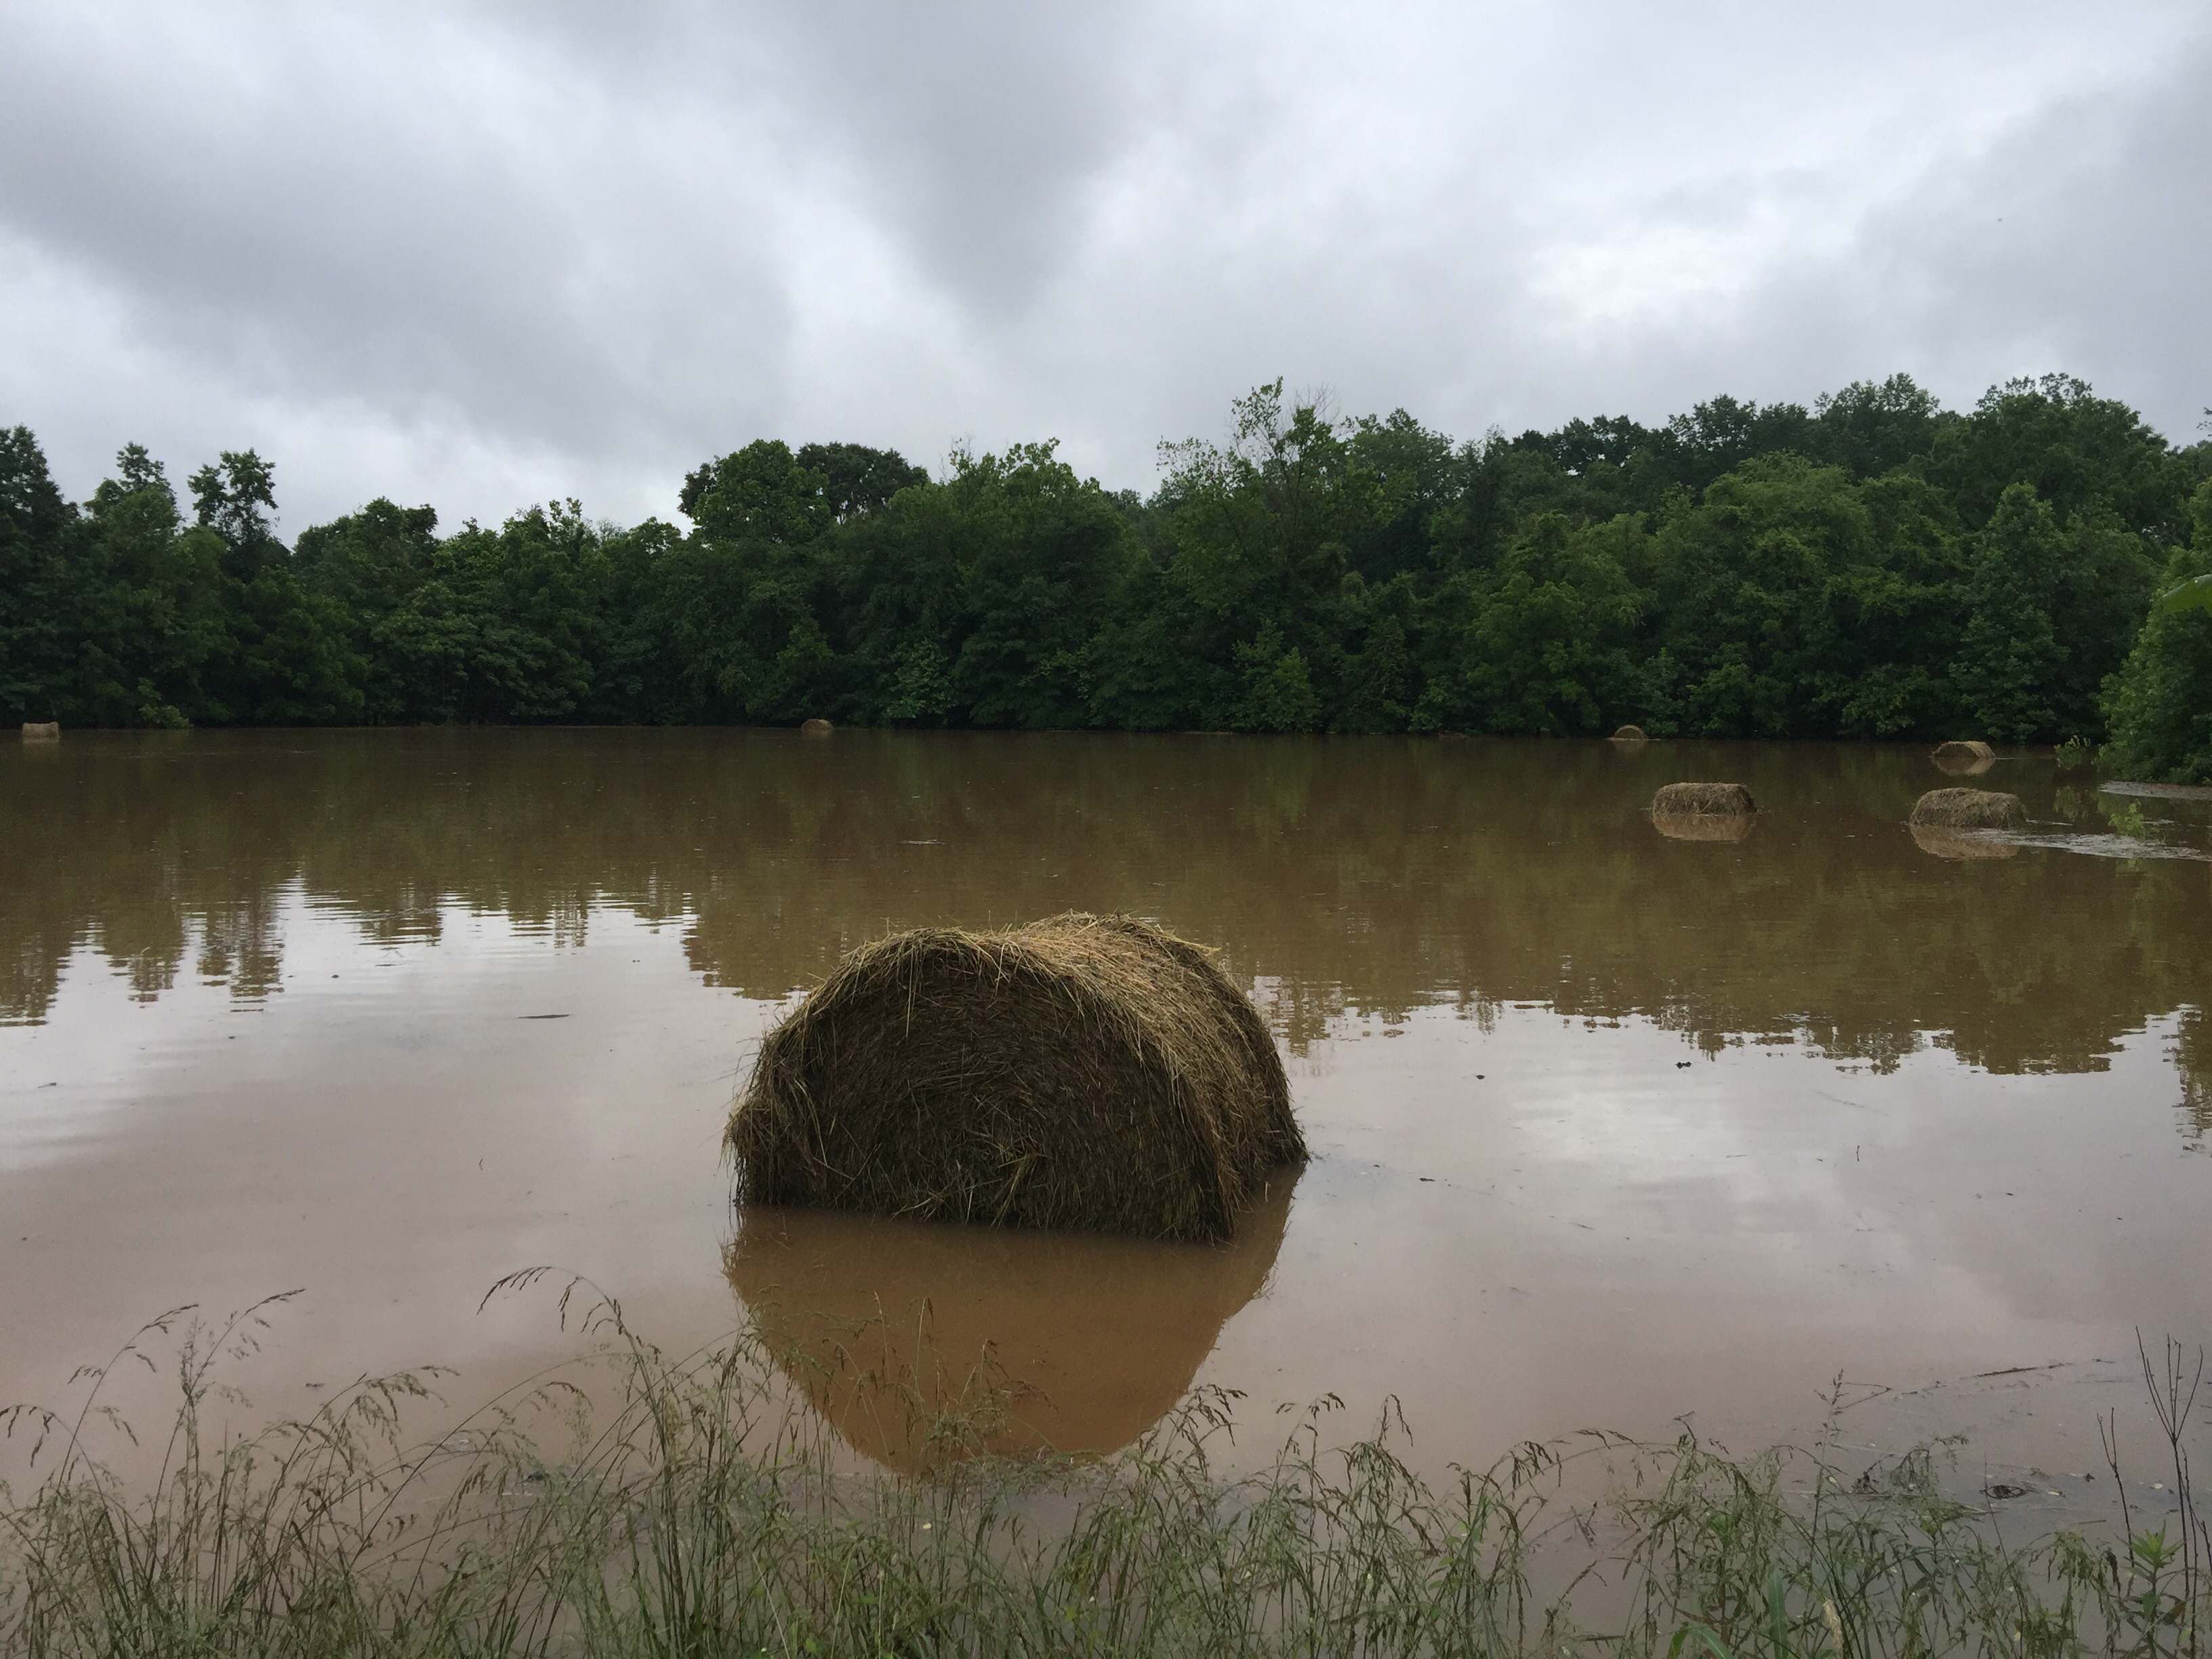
[
  {"left": 2, "top": 730, "right": 2207, "bottom": 1086},
  {"left": 1248, "top": 975, "right": 1346, "bottom": 1054},
  {"left": 724, "top": 1179, "right": 1295, "bottom": 1474},
  {"left": 194, "top": 893, "right": 288, "bottom": 1000},
  {"left": 2176, "top": 1008, "right": 2212, "bottom": 1150}
]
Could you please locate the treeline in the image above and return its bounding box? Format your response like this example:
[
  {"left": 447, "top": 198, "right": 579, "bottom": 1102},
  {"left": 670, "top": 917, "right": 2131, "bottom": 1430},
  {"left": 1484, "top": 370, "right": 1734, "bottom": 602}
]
[{"left": 4, "top": 375, "right": 2209, "bottom": 775}]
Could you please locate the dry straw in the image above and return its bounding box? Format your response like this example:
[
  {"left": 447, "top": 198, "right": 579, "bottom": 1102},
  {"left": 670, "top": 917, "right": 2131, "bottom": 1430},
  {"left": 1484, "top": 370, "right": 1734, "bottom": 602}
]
[
  {"left": 726, "top": 912, "right": 1303, "bottom": 1242},
  {"left": 1650, "top": 781, "right": 1756, "bottom": 816},
  {"left": 1910, "top": 787, "right": 2026, "bottom": 831}
]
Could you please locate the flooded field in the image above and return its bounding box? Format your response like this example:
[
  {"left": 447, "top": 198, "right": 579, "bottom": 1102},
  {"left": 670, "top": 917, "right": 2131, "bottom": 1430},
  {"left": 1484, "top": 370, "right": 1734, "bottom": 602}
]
[{"left": 3, "top": 729, "right": 2209, "bottom": 1499}]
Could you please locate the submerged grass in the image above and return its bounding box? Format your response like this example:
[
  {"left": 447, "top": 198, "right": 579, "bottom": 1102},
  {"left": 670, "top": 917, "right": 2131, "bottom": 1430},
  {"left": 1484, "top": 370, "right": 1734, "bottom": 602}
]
[{"left": 3, "top": 1284, "right": 2209, "bottom": 1658}]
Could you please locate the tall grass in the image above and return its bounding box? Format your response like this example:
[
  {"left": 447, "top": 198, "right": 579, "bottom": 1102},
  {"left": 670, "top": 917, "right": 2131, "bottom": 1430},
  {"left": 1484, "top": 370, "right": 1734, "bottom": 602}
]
[{"left": 3, "top": 1282, "right": 2206, "bottom": 1657}]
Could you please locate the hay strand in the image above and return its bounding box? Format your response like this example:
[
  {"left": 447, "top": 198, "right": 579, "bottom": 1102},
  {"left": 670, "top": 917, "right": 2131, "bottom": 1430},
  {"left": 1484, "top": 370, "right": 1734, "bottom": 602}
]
[{"left": 726, "top": 912, "right": 1303, "bottom": 1242}]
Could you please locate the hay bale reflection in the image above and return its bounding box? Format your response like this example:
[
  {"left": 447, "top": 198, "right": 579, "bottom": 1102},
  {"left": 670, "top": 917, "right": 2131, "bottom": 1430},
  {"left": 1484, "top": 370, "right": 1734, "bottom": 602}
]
[
  {"left": 1910, "top": 825, "right": 2018, "bottom": 861},
  {"left": 1652, "top": 811, "right": 1757, "bottom": 842},
  {"left": 725, "top": 1176, "right": 1296, "bottom": 1474},
  {"left": 1931, "top": 740, "right": 1995, "bottom": 777}
]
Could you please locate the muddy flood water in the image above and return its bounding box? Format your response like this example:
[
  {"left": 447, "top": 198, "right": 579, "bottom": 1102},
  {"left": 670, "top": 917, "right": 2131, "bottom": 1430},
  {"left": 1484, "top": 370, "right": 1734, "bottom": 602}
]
[{"left": 4, "top": 729, "right": 2210, "bottom": 1505}]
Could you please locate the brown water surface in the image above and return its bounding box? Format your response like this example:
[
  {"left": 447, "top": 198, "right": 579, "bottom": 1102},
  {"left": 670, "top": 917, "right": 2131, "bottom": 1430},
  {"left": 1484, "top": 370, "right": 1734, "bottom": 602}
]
[{"left": 3, "top": 730, "right": 2209, "bottom": 1495}]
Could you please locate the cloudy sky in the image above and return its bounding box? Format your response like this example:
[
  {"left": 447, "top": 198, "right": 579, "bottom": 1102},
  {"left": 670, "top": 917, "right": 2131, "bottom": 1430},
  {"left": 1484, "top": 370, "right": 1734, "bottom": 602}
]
[{"left": 2, "top": 1, "right": 2207, "bottom": 533}]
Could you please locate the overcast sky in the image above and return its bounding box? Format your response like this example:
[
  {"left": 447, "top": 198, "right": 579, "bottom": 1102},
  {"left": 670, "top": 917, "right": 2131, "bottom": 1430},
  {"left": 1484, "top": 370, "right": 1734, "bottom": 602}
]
[{"left": 3, "top": 1, "right": 2208, "bottom": 534}]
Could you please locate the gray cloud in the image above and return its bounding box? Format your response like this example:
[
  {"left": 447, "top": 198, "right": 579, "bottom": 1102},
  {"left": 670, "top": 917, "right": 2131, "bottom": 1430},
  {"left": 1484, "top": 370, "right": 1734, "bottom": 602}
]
[{"left": 1, "top": 0, "right": 2205, "bottom": 534}]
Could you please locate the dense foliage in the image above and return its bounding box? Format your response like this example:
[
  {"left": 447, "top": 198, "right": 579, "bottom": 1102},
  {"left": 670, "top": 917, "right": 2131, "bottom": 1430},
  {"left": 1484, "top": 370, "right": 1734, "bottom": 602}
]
[{"left": 5, "top": 375, "right": 2208, "bottom": 766}]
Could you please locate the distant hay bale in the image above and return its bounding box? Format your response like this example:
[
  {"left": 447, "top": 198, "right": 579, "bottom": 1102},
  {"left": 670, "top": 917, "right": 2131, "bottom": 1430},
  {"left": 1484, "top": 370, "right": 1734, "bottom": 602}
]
[
  {"left": 1653, "top": 811, "right": 1756, "bottom": 843},
  {"left": 1652, "top": 781, "right": 1755, "bottom": 817},
  {"left": 20, "top": 722, "right": 58, "bottom": 741},
  {"left": 726, "top": 912, "right": 1303, "bottom": 1242},
  {"left": 1931, "top": 739, "right": 1995, "bottom": 776},
  {"left": 1910, "top": 787, "right": 2026, "bottom": 831},
  {"left": 1610, "top": 724, "right": 1648, "bottom": 742},
  {"left": 1910, "top": 825, "right": 2018, "bottom": 862},
  {"left": 799, "top": 718, "right": 834, "bottom": 736}
]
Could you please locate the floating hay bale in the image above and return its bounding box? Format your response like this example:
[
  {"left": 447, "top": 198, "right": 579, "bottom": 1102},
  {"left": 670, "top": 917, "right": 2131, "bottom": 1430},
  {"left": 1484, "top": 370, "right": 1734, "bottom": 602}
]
[
  {"left": 20, "top": 722, "right": 58, "bottom": 741},
  {"left": 1910, "top": 825, "right": 2018, "bottom": 862},
  {"left": 1652, "top": 781, "right": 1755, "bottom": 817},
  {"left": 1610, "top": 724, "right": 1648, "bottom": 743},
  {"left": 1653, "top": 811, "right": 1756, "bottom": 843},
  {"left": 1910, "top": 787, "right": 2026, "bottom": 831},
  {"left": 726, "top": 912, "right": 1303, "bottom": 1242},
  {"left": 1931, "top": 739, "right": 1995, "bottom": 776},
  {"left": 799, "top": 717, "right": 834, "bottom": 736},
  {"left": 726, "top": 1174, "right": 1294, "bottom": 1473}
]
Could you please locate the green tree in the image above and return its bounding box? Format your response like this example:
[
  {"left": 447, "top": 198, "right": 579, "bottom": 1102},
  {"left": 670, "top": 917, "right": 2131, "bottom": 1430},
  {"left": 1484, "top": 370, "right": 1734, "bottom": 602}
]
[
  {"left": 1921, "top": 374, "right": 2192, "bottom": 539},
  {"left": 295, "top": 499, "right": 442, "bottom": 722},
  {"left": 1805, "top": 374, "right": 1944, "bottom": 478},
  {"left": 0, "top": 426, "right": 92, "bottom": 724},
  {"left": 1950, "top": 485, "right": 2066, "bottom": 741},
  {"left": 656, "top": 444, "right": 844, "bottom": 722},
  {"left": 833, "top": 441, "right": 1136, "bottom": 727},
  {"left": 1637, "top": 456, "right": 1889, "bottom": 737},
  {"left": 82, "top": 445, "right": 237, "bottom": 725},
  {"left": 1950, "top": 483, "right": 2155, "bottom": 743},
  {"left": 2102, "top": 480, "right": 2212, "bottom": 782},
  {"left": 1418, "top": 514, "right": 1642, "bottom": 734},
  {"left": 188, "top": 450, "right": 282, "bottom": 581},
  {"left": 1231, "top": 620, "right": 1321, "bottom": 732}
]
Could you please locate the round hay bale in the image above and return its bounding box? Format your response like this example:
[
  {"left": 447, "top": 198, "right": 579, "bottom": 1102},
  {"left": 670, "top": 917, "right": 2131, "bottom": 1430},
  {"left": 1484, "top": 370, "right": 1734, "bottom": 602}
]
[
  {"left": 20, "top": 722, "right": 58, "bottom": 741},
  {"left": 1653, "top": 811, "right": 1756, "bottom": 843},
  {"left": 1931, "top": 739, "right": 1995, "bottom": 776},
  {"left": 799, "top": 717, "right": 834, "bottom": 736},
  {"left": 1610, "top": 724, "right": 1648, "bottom": 742},
  {"left": 1652, "top": 781, "right": 1755, "bottom": 817},
  {"left": 725, "top": 1176, "right": 1294, "bottom": 1473},
  {"left": 1910, "top": 825, "right": 2018, "bottom": 862},
  {"left": 726, "top": 912, "right": 1303, "bottom": 1242},
  {"left": 1910, "top": 787, "right": 2026, "bottom": 831}
]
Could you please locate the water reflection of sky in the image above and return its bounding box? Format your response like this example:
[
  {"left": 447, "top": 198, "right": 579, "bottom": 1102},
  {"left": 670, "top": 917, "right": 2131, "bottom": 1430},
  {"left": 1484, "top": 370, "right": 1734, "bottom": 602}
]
[{"left": 2, "top": 730, "right": 2208, "bottom": 1488}]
